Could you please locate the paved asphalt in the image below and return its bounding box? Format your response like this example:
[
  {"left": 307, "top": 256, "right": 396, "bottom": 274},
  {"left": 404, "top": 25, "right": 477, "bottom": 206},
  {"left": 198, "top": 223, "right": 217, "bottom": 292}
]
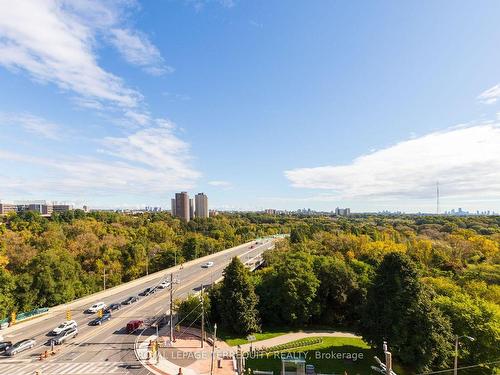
[{"left": 0, "top": 239, "right": 273, "bottom": 375}]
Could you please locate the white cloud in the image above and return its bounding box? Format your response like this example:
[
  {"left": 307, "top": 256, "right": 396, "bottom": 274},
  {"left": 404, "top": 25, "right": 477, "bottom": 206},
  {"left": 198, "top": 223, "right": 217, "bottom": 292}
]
[
  {"left": 285, "top": 124, "right": 500, "bottom": 201},
  {"left": 109, "top": 28, "right": 172, "bottom": 75},
  {"left": 0, "top": 0, "right": 143, "bottom": 109},
  {"left": 208, "top": 180, "right": 233, "bottom": 189},
  {"left": 0, "top": 121, "right": 200, "bottom": 196},
  {"left": 478, "top": 84, "right": 500, "bottom": 104},
  {"left": 0, "top": 112, "right": 62, "bottom": 140}
]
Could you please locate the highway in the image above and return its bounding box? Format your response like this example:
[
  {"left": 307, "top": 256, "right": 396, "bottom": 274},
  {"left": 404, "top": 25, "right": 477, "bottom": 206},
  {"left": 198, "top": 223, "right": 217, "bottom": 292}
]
[{"left": 0, "top": 239, "right": 274, "bottom": 375}]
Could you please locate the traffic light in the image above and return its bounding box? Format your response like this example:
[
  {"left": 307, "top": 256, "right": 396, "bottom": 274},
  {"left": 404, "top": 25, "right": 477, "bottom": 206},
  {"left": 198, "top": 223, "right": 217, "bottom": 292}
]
[
  {"left": 97, "top": 309, "right": 103, "bottom": 318},
  {"left": 66, "top": 309, "right": 71, "bottom": 321},
  {"left": 10, "top": 311, "right": 16, "bottom": 325}
]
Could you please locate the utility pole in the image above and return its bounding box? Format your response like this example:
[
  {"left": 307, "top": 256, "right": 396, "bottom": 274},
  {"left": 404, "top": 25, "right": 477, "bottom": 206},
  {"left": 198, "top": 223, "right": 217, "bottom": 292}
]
[
  {"left": 453, "top": 336, "right": 459, "bottom": 375},
  {"left": 454, "top": 335, "right": 475, "bottom": 375},
  {"left": 201, "top": 284, "right": 205, "bottom": 348},
  {"left": 103, "top": 268, "right": 106, "bottom": 290},
  {"left": 169, "top": 273, "right": 174, "bottom": 343},
  {"left": 383, "top": 341, "right": 392, "bottom": 375},
  {"left": 210, "top": 323, "right": 218, "bottom": 375}
]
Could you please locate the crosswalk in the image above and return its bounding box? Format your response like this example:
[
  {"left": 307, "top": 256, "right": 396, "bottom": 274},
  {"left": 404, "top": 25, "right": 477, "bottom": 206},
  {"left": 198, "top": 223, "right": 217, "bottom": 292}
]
[{"left": 0, "top": 361, "right": 129, "bottom": 375}]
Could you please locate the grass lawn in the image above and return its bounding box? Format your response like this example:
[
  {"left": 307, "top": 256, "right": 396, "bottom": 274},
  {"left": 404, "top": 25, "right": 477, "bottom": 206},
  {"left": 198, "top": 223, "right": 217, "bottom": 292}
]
[
  {"left": 220, "top": 325, "right": 356, "bottom": 347},
  {"left": 245, "top": 336, "right": 410, "bottom": 375},
  {"left": 221, "top": 329, "right": 291, "bottom": 347}
]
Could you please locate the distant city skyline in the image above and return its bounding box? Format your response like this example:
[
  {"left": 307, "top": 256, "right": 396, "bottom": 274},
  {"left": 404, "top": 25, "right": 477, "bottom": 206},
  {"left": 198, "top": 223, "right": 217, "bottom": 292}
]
[{"left": 0, "top": 1, "right": 499, "bottom": 212}]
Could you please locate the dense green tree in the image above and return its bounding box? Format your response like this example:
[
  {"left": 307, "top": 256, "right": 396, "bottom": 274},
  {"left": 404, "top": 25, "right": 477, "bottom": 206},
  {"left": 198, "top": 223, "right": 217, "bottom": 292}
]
[
  {"left": 257, "top": 251, "right": 319, "bottom": 326},
  {"left": 359, "top": 252, "right": 452, "bottom": 371},
  {"left": 0, "top": 267, "right": 15, "bottom": 319},
  {"left": 176, "top": 293, "right": 210, "bottom": 326},
  {"left": 312, "top": 256, "right": 360, "bottom": 325},
  {"left": 216, "top": 257, "right": 261, "bottom": 334},
  {"left": 434, "top": 292, "right": 500, "bottom": 366}
]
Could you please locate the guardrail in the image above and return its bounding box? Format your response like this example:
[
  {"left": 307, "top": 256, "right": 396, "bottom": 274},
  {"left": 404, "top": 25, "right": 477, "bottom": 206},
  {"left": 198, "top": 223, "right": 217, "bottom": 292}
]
[{"left": 0, "top": 307, "right": 49, "bottom": 329}]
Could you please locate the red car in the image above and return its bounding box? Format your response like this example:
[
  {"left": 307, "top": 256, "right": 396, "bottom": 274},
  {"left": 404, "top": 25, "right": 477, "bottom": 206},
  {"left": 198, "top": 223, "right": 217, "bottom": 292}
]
[{"left": 126, "top": 320, "right": 144, "bottom": 333}]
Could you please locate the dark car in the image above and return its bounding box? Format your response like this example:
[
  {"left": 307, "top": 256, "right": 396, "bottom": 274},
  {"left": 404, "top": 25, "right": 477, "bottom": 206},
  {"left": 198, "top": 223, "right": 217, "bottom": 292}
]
[
  {"left": 121, "top": 296, "right": 138, "bottom": 305},
  {"left": 89, "top": 312, "right": 112, "bottom": 326},
  {"left": 105, "top": 303, "right": 121, "bottom": 313},
  {"left": 138, "top": 287, "right": 152, "bottom": 296},
  {"left": 0, "top": 341, "right": 12, "bottom": 353}
]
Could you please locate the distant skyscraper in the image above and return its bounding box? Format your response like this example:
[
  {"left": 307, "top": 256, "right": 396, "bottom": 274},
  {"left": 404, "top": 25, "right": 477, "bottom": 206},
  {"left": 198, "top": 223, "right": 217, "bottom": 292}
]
[
  {"left": 195, "top": 193, "right": 209, "bottom": 218},
  {"left": 189, "top": 198, "right": 194, "bottom": 220},
  {"left": 174, "top": 192, "right": 190, "bottom": 222},
  {"left": 171, "top": 198, "right": 176, "bottom": 216}
]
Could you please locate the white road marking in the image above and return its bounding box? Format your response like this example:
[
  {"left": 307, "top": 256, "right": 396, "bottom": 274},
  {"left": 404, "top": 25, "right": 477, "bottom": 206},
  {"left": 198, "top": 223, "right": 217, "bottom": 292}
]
[{"left": 0, "top": 361, "right": 129, "bottom": 374}]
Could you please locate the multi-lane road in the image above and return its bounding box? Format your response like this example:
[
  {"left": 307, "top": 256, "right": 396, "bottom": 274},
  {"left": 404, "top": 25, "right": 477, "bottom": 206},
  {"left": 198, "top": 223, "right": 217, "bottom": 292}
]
[{"left": 0, "top": 239, "right": 274, "bottom": 375}]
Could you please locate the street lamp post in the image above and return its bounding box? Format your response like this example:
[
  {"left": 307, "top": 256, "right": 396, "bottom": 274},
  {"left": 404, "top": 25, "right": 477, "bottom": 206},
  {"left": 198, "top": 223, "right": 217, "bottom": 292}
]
[{"left": 454, "top": 335, "right": 475, "bottom": 375}]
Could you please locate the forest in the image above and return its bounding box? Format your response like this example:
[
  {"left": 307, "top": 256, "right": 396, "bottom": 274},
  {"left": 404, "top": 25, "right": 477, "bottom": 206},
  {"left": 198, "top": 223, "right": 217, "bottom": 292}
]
[
  {"left": 1, "top": 211, "right": 499, "bottom": 372},
  {"left": 206, "top": 214, "right": 498, "bottom": 373},
  {"left": 0, "top": 210, "right": 283, "bottom": 318}
]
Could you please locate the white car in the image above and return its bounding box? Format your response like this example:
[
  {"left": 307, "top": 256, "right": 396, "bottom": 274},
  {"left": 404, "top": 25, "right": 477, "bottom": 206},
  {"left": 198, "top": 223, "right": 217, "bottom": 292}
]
[
  {"left": 158, "top": 281, "right": 170, "bottom": 289},
  {"left": 52, "top": 327, "right": 78, "bottom": 345},
  {"left": 201, "top": 261, "right": 214, "bottom": 268},
  {"left": 50, "top": 320, "right": 77, "bottom": 336},
  {"left": 85, "top": 302, "right": 106, "bottom": 314},
  {"left": 5, "top": 339, "right": 36, "bottom": 356}
]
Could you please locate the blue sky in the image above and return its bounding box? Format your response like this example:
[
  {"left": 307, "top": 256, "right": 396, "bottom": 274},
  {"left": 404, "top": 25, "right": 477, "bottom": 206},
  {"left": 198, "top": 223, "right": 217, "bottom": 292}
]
[{"left": 1, "top": 0, "right": 500, "bottom": 212}]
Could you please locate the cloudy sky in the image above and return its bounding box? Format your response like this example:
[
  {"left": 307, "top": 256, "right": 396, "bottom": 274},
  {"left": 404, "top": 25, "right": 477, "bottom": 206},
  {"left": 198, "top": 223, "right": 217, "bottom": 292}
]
[{"left": 0, "top": 0, "right": 499, "bottom": 212}]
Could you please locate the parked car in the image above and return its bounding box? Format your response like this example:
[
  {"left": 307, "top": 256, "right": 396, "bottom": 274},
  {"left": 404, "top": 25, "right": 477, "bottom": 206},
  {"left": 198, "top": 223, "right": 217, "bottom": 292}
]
[
  {"left": 5, "top": 339, "right": 36, "bottom": 356},
  {"left": 0, "top": 341, "right": 12, "bottom": 353},
  {"left": 121, "top": 296, "right": 139, "bottom": 305},
  {"left": 50, "top": 320, "right": 77, "bottom": 336},
  {"left": 105, "top": 303, "right": 121, "bottom": 313},
  {"left": 52, "top": 327, "right": 78, "bottom": 345},
  {"left": 85, "top": 302, "right": 106, "bottom": 314},
  {"left": 201, "top": 261, "right": 214, "bottom": 268},
  {"left": 126, "top": 320, "right": 143, "bottom": 333},
  {"left": 139, "top": 287, "right": 153, "bottom": 296},
  {"left": 89, "top": 312, "right": 112, "bottom": 326},
  {"left": 158, "top": 281, "right": 170, "bottom": 289}
]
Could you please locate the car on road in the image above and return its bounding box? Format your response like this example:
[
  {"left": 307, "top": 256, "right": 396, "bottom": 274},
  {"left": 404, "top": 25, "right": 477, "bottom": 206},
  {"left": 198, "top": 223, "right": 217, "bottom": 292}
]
[
  {"left": 52, "top": 327, "right": 78, "bottom": 345},
  {"left": 201, "top": 261, "right": 214, "bottom": 268},
  {"left": 85, "top": 302, "right": 106, "bottom": 313},
  {"left": 50, "top": 320, "right": 77, "bottom": 336},
  {"left": 105, "top": 303, "right": 121, "bottom": 313},
  {"left": 121, "top": 296, "right": 139, "bottom": 305},
  {"left": 89, "top": 312, "right": 112, "bottom": 326},
  {"left": 126, "top": 319, "right": 144, "bottom": 333},
  {"left": 158, "top": 280, "right": 170, "bottom": 289},
  {"left": 139, "top": 287, "right": 155, "bottom": 296},
  {"left": 0, "top": 341, "right": 12, "bottom": 353},
  {"left": 5, "top": 339, "right": 36, "bottom": 356}
]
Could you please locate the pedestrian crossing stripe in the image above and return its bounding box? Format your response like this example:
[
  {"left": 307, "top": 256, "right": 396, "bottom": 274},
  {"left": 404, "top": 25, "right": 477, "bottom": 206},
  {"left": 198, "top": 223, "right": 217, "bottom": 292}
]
[{"left": 0, "top": 361, "right": 129, "bottom": 374}]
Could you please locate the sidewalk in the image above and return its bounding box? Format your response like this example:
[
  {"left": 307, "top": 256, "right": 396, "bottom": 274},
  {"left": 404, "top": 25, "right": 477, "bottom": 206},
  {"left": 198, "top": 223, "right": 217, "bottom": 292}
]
[
  {"left": 237, "top": 330, "right": 361, "bottom": 352},
  {"left": 136, "top": 328, "right": 236, "bottom": 375}
]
